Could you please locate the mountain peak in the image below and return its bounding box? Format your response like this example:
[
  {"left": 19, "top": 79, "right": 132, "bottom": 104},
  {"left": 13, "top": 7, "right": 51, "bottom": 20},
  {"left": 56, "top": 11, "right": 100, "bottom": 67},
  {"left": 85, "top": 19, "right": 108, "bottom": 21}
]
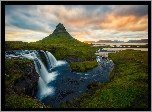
[
  {"left": 56, "top": 23, "right": 65, "bottom": 29},
  {"left": 52, "top": 23, "right": 67, "bottom": 35}
]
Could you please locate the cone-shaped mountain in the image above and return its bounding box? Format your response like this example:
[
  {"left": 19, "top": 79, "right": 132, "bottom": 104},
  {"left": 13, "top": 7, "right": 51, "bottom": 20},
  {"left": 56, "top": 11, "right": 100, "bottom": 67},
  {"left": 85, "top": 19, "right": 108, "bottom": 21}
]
[{"left": 38, "top": 23, "right": 87, "bottom": 46}]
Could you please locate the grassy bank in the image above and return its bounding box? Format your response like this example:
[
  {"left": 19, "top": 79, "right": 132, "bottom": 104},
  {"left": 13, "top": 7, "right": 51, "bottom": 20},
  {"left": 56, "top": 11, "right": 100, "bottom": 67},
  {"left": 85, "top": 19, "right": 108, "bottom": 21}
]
[
  {"left": 5, "top": 40, "right": 100, "bottom": 72},
  {"left": 61, "top": 49, "right": 148, "bottom": 108},
  {"left": 70, "top": 60, "right": 98, "bottom": 72}
]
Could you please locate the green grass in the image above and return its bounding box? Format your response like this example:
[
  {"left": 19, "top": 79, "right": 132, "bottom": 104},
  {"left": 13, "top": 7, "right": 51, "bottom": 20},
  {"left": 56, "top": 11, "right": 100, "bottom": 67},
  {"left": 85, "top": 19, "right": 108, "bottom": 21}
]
[
  {"left": 61, "top": 50, "right": 148, "bottom": 108},
  {"left": 5, "top": 94, "right": 51, "bottom": 108},
  {"left": 5, "top": 58, "right": 32, "bottom": 86},
  {"left": 70, "top": 61, "right": 98, "bottom": 72}
]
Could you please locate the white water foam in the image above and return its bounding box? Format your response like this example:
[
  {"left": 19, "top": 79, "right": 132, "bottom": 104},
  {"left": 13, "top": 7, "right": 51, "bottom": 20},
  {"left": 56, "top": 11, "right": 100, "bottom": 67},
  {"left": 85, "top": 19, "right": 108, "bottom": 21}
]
[
  {"left": 46, "top": 51, "right": 57, "bottom": 67},
  {"left": 55, "top": 60, "right": 67, "bottom": 67},
  {"left": 38, "top": 77, "right": 55, "bottom": 100}
]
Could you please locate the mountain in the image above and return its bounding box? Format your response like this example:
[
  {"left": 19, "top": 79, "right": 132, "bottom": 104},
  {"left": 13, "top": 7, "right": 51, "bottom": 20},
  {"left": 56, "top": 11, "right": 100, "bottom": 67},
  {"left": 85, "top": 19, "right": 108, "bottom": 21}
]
[{"left": 37, "top": 23, "right": 86, "bottom": 46}]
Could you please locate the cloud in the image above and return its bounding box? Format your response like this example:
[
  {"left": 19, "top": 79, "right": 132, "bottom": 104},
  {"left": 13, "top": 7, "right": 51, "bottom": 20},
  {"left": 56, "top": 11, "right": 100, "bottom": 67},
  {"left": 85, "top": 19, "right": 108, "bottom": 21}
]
[
  {"left": 99, "top": 14, "right": 148, "bottom": 31},
  {"left": 5, "top": 5, "right": 148, "bottom": 42},
  {"left": 5, "top": 5, "right": 55, "bottom": 33},
  {"left": 5, "top": 26, "right": 49, "bottom": 42},
  {"left": 5, "top": 5, "right": 148, "bottom": 32},
  {"left": 72, "top": 29, "right": 148, "bottom": 42},
  {"left": 113, "top": 5, "right": 148, "bottom": 17}
]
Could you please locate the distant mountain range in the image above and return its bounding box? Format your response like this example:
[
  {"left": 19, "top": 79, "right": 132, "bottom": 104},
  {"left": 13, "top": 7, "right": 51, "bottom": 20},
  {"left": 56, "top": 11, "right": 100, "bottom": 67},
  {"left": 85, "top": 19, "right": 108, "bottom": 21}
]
[
  {"left": 126, "top": 39, "right": 148, "bottom": 43},
  {"left": 84, "top": 39, "right": 148, "bottom": 43}
]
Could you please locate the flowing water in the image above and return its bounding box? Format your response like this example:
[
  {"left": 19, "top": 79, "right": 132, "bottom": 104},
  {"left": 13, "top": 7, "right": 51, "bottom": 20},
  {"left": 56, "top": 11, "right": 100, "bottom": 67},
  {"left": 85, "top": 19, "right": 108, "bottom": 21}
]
[{"left": 5, "top": 50, "right": 114, "bottom": 108}]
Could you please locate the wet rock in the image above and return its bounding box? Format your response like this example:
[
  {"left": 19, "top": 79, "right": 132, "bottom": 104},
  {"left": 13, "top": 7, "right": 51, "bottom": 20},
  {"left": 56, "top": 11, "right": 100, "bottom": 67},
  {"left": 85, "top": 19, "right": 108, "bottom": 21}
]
[{"left": 6, "top": 51, "right": 15, "bottom": 55}]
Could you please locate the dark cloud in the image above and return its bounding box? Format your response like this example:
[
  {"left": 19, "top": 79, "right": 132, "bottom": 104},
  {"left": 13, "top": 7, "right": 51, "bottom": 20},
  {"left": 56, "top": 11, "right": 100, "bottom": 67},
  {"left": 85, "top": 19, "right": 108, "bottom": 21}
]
[
  {"left": 114, "top": 5, "right": 148, "bottom": 17},
  {"left": 5, "top": 5, "right": 54, "bottom": 33}
]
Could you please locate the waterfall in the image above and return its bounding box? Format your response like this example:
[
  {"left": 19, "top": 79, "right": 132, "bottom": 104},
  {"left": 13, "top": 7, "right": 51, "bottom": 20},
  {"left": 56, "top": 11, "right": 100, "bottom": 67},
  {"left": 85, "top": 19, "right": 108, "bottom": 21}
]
[
  {"left": 11, "top": 50, "right": 65, "bottom": 100},
  {"left": 40, "top": 50, "right": 52, "bottom": 70},
  {"left": 46, "top": 51, "right": 57, "bottom": 68},
  {"left": 37, "top": 58, "right": 50, "bottom": 83},
  {"left": 22, "top": 51, "right": 48, "bottom": 82}
]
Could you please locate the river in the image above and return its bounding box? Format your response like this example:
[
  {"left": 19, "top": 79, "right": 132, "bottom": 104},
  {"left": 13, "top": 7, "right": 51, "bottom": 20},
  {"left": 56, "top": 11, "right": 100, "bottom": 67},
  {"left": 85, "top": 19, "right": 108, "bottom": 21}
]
[{"left": 5, "top": 50, "right": 114, "bottom": 108}]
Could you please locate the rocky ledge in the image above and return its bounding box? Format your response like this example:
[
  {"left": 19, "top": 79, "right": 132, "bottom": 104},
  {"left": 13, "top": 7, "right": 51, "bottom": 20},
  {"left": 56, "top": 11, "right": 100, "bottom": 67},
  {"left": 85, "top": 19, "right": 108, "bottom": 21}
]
[
  {"left": 5, "top": 58, "right": 51, "bottom": 108},
  {"left": 13, "top": 62, "right": 39, "bottom": 97},
  {"left": 5, "top": 58, "right": 39, "bottom": 97}
]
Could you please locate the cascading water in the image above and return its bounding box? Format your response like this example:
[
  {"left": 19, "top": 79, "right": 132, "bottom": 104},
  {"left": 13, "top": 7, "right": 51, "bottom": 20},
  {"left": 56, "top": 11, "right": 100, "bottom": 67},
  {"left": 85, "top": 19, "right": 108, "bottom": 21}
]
[
  {"left": 46, "top": 51, "right": 57, "bottom": 68},
  {"left": 40, "top": 50, "right": 52, "bottom": 70},
  {"left": 20, "top": 50, "right": 60, "bottom": 100},
  {"left": 37, "top": 77, "right": 55, "bottom": 100}
]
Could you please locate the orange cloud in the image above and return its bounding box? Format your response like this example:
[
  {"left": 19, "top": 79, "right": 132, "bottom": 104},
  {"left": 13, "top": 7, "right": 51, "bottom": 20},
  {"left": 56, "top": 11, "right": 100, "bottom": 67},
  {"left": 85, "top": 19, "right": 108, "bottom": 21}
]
[
  {"left": 70, "top": 30, "right": 94, "bottom": 41},
  {"left": 5, "top": 26, "right": 48, "bottom": 42},
  {"left": 99, "top": 14, "right": 148, "bottom": 31},
  {"left": 37, "top": 5, "right": 148, "bottom": 32}
]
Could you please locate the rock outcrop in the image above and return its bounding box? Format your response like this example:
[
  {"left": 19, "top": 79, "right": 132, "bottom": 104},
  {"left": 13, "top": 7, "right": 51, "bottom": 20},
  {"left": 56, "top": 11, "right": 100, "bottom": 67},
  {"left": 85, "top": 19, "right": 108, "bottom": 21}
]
[
  {"left": 5, "top": 58, "right": 39, "bottom": 97},
  {"left": 14, "top": 63, "right": 39, "bottom": 97},
  {"left": 52, "top": 23, "right": 69, "bottom": 35}
]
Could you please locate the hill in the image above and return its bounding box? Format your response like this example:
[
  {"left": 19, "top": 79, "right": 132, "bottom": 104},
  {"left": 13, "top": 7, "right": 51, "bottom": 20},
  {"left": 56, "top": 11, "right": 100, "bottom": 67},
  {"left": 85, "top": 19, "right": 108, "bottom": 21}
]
[{"left": 36, "top": 23, "right": 90, "bottom": 46}]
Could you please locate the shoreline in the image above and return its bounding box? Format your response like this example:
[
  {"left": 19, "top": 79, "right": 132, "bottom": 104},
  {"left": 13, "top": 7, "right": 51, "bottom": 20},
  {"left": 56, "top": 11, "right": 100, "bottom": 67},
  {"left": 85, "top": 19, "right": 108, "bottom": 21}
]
[{"left": 103, "top": 48, "right": 148, "bottom": 51}]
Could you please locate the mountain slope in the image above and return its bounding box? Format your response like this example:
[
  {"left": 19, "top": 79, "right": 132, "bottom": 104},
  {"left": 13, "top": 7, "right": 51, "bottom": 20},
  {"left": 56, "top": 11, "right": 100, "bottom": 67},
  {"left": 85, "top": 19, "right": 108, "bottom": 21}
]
[{"left": 36, "top": 23, "right": 89, "bottom": 47}]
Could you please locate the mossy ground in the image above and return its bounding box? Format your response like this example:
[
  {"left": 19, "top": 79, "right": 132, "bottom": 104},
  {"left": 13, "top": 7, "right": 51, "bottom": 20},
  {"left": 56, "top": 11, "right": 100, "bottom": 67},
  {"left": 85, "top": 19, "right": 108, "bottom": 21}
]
[
  {"left": 70, "top": 61, "right": 98, "bottom": 72},
  {"left": 5, "top": 93, "right": 51, "bottom": 108},
  {"left": 61, "top": 49, "right": 148, "bottom": 108},
  {"left": 5, "top": 58, "right": 32, "bottom": 88},
  {"left": 5, "top": 58, "right": 52, "bottom": 108}
]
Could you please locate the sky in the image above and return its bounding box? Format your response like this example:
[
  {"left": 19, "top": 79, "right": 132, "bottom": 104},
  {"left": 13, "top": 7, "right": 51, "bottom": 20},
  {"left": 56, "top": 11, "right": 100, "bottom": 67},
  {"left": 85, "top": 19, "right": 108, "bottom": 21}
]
[{"left": 5, "top": 5, "right": 148, "bottom": 42}]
